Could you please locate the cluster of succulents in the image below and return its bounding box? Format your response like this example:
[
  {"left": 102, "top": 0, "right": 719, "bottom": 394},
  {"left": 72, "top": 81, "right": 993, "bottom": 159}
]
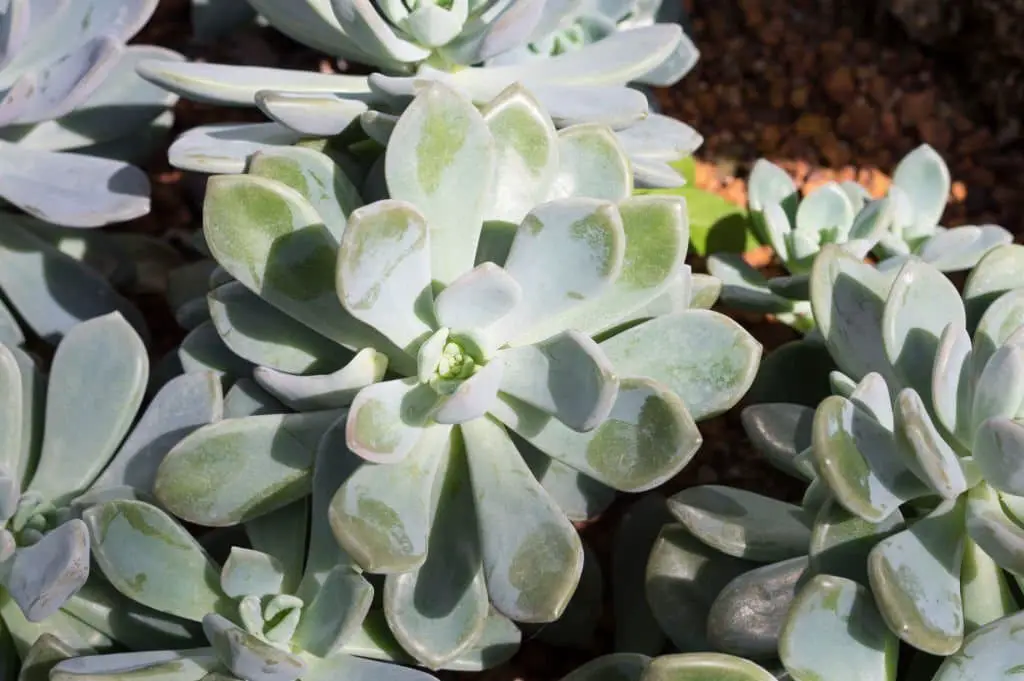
[
  {"left": 0, "top": 0, "right": 183, "bottom": 348},
  {"left": 6, "top": 2, "right": 1024, "bottom": 681},
  {"left": 707, "top": 144, "right": 1012, "bottom": 334}
]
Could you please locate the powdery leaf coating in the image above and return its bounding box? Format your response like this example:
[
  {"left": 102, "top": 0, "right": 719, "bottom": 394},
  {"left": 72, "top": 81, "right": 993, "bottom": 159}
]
[{"left": 84, "top": 500, "right": 228, "bottom": 622}]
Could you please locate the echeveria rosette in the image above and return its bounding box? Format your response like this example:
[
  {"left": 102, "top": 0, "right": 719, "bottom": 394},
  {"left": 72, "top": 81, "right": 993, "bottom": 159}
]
[
  {"left": 777, "top": 576, "right": 1024, "bottom": 681},
  {"left": 707, "top": 178, "right": 896, "bottom": 335},
  {"left": 0, "top": 0, "right": 183, "bottom": 227},
  {"left": 744, "top": 243, "right": 1024, "bottom": 667},
  {"left": 151, "top": 82, "right": 760, "bottom": 669},
  {"left": 0, "top": 312, "right": 222, "bottom": 668},
  {"left": 136, "top": 3, "right": 701, "bottom": 189},
  {"left": 873, "top": 145, "right": 1011, "bottom": 273},
  {"left": 55, "top": 494, "right": 447, "bottom": 681}
]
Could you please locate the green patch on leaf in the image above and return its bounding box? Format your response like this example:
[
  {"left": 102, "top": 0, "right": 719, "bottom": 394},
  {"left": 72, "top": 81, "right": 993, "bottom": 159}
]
[{"left": 417, "top": 107, "right": 470, "bottom": 194}]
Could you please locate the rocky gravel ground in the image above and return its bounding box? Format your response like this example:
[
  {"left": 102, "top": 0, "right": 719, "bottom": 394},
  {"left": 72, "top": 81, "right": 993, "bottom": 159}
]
[{"left": 110, "top": 1, "right": 1024, "bottom": 677}]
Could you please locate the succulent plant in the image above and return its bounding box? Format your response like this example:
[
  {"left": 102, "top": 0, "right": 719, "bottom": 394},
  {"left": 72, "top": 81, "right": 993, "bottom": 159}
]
[
  {"left": 707, "top": 187, "right": 895, "bottom": 334},
  {"left": 778, "top": 577, "right": 1024, "bottom": 681},
  {"left": 145, "top": 81, "right": 760, "bottom": 669},
  {"left": 136, "top": 0, "right": 701, "bottom": 188},
  {"left": 686, "top": 243, "right": 1024, "bottom": 675},
  {"left": 0, "top": 0, "right": 183, "bottom": 226},
  {"left": 0, "top": 313, "right": 221, "bottom": 669},
  {"left": 766, "top": 242, "right": 1024, "bottom": 657},
  {"left": 873, "top": 145, "right": 1011, "bottom": 271},
  {"left": 51, "top": 482, "right": 491, "bottom": 681}
]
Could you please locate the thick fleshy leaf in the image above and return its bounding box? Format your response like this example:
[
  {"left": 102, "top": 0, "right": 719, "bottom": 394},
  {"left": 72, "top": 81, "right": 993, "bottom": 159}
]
[
  {"left": 433, "top": 262, "right": 521, "bottom": 334},
  {"left": 779, "top": 575, "right": 898, "bottom": 681},
  {"left": 644, "top": 653, "right": 775, "bottom": 681},
  {"left": 789, "top": 183, "right": 855, "bottom": 263},
  {"left": 492, "top": 377, "right": 700, "bottom": 492},
  {"left": 135, "top": 60, "right": 371, "bottom": 106},
  {"left": 740, "top": 404, "right": 815, "bottom": 480},
  {"left": 0, "top": 214, "right": 146, "bottom": 345},
  {"left": 246, "top": 145, "right": 362, "bottom": 237},
  {"left": 932, "top": 322, "right": 974, "bottom": 448},
  {"left": 894, "top": 388, "right": 967, "bottom": 498},
  {"left": 882, "top": 258, "right": 965, "bottom": 401},
  {"left": 965, "top": 483, "right": 1024, "bottom": 578},
  {"left": 973, "top": 346, "right": 1024, "bottom": 435},
  {"left": 168, "top": 122, "right": 303, "bottom": 174},
  {"left": 600, "top": 310, "right": 762, "bottom": 421},
  {"left": 480, "top": 84, "right": 558, "bottom": 223},
  {"left": 85, "top": 500, "right": 228, "bottom": 622},
  {"left": 382, "top": 432, "right": 488, "bottom": 669},
  {"left": 203, "top": 174, "right": 409, "bottom": 372},
  {"left": 292, "top": 566, "right": 373, "bottom": 658},
  {"left": 558, "top": 653, "right": 651, "bottom": 681},
  {"left": 521, "top": 445, "right": 616, "bottom": 522},
  {"left": 868, "top": 497, "right": 965, "bottom": 654},
  {"left": 203, "top": 613, "right": 306, "bottom": 681},
  {"left": 208, "top": 282, "right": 350, "bottom": 374},
  {"left": 810, "top": 245, "right": 896, "bottom": 383},
  {"left": 3, "top": 519, "right": 89, "bottom": 622},
  {"left": 220, "top": 547, "right": 285, "bottom": 598},
  {"left": 11, "top": 44, "right": 181, "bottom": 153},
  {"left": 916, "top": 225, "right": 1012, "bottom": 272},
  {"left": 254, "top": 90, "right": 367, "bottom": 138},
  {"left": 707, "top": 254, "right": 795, "bottom": 314},
  {"left": 891, "top": 144, "right": 950, "bottom": 234},
  {"left": 706, "top": 556, "right": 807, "bottom": 658},
  {"left": 0, "top": 345, "right": 26, "bottom": 484},
  {"left": 495, "top": 330, "right": 617, "bottom": 432},
  {"left": 490, "top": 198, "right": 625, "bottom": 346},
  {"left": 330, "top": 425, "right": 448, "bottom": 573},
  {"left": 252, "top": 348, "right": 387, "bottom": 411},
  {"left": 963, "top": 244, "right": 1024, "bottom": 331},
  {"left": 27, "top": 313, "right": 146, "bottom": 504},
  {"left": 385, "top": 82, "right": 494, "bottom": 286},
  {"left": 974, "top": 418, "right": 1024, "bottom": 496},
  {"left": 337, "top": 199, "right": 434, "bottom": 352},
  {"left": 299, "top": 421, "right": 361, "bottom": 590},
  {"left": 89, "top": 371, "right": 223, "bottom": 495},
  {"left": 223, "top": 378, "right": 287, "bottom": 418},
  {"left": 15, "top": 632, "right": 74, "bottom": 681},
  {"left": 50, "top": 649, "right": 221, "bottom": 681},
  {"left": 556, "top": 195, "right": 688, "bottom": 337},
  {"left": 931, "top": 609, "right": 1024, "bottom": 680},
  {"left": 254, "top": 348, "right": 388, "bottom": 412},
  {"left": 243, "top": 499, "right": 308, "bottom": 595},
  {"left": 812, "top": 394, "right": 928, "bottom": 522},
  {"left": 645, "top": 523, "right": 756, "bottom": 651},
  {"left": 961, "top": 535, "right": 1018, "bottom": 633},
  {"left": 155, "top": 410, "right": 338, "bottom": 526},
  {"left": 61, "top": 574, "right": 205, "bottom": 651},
  {"left": 346, "top": 378, "right": 439, "bottom": 463},
  {"left": 666, "top": 486, "right": 810, "bottom": 561},
  {"left": 612, "top": 495, "right": 673, "bottom": 655},
  {"left": 972, "top": 288, "right": 1024, "bottom": 382},
  {"left": 551, "top": 124, "right": 632, "bottom": 201},
  {"left": 462, "top": 416, "right": 583, "bottom": 622},
  {"left": 179, "top": 321, "right": 255, "bottom": 378},
  {"left": 0, "top": 144, "right": 149, "bottom": 227},
  {"left": 808, "top": 497, "right": 904, "bottom": 585}
]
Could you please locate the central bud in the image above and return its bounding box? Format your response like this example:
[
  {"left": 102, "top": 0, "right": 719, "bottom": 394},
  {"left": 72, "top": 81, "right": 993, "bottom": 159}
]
[
  {"left": 436, "top": 341, "right": 475, "bottom": 381},
  {"left": 417, "top": 328, "right": 488, "bottom": 395},
  {"left": 238, "top": 594, "right": 304, "bottom": 650},
  {"left": 8, "top": 493, "right": 66, "bottom": 547}
]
